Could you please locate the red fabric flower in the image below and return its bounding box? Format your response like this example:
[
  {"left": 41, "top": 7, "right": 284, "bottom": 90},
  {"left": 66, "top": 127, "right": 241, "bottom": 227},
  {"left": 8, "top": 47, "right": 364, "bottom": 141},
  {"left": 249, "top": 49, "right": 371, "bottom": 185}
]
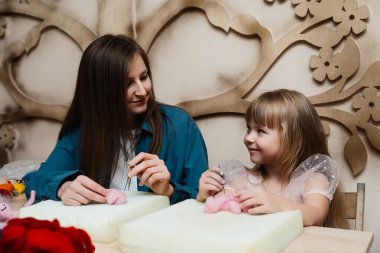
[{"left": 0, "top": 217, "right": 95, "bottom": 253}]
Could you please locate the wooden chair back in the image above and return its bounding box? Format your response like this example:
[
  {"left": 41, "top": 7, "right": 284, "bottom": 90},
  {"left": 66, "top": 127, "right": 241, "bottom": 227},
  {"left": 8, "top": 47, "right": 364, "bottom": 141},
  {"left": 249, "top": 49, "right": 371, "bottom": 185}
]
[{"left": 345, "top": 183, "right": 365, "bottom": 230}]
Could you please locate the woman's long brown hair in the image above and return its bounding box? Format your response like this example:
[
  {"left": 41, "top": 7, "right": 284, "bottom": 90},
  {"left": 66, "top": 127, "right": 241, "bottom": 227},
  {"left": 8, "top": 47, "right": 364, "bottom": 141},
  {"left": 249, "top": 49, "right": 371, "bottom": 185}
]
[{"left": 59, "top": 34, "right": 163, "bottom": 187}]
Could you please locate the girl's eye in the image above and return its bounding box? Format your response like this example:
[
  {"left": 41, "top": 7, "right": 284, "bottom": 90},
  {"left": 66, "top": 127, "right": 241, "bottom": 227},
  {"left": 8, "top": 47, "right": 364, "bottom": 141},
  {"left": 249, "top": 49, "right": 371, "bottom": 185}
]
[
  {"left": 258, "top": 129, "right": 266, "bottom": 134},
  {"left": 246, "top": 128, "right": 251, "bottom": 134}
]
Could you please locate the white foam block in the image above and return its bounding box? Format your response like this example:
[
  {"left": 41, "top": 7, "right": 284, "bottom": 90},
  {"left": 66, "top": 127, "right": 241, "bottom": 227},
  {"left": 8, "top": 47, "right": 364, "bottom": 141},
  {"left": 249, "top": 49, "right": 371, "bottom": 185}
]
[
  {"left": 19, "top": 191, "right": 169, "bottom": 243},
  {"left": 119, "top": 199, "right": 303, "bottom": 253}
]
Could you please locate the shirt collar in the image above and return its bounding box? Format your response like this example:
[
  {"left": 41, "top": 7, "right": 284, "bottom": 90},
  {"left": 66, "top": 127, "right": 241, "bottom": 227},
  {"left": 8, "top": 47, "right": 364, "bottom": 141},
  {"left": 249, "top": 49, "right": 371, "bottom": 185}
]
[{"left": 141, "top": 120, "right": 153, "bottom": 135}]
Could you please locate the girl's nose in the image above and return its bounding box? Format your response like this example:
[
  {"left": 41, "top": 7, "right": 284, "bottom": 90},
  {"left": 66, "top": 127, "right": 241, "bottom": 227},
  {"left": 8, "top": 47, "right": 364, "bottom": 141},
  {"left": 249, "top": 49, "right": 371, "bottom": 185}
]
[{"left": 244, "top": 132, "right": 255, "bottom": 143}]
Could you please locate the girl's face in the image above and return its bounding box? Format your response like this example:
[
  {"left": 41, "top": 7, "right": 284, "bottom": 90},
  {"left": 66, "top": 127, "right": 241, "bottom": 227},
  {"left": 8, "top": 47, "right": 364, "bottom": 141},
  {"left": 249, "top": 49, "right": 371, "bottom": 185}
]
[
  {"left": 244, "top": 120, "right": 281, "bottom": 166},
  {"left": 126, "top": 54, "right": 152, "bottom": 115}
]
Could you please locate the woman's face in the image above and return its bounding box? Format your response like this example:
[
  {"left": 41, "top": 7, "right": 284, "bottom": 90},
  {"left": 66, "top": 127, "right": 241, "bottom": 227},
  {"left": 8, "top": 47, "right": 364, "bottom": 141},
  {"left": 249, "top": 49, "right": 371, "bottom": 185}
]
[{"left": 126, "top": 54, "right": 152, "bottom": 115}]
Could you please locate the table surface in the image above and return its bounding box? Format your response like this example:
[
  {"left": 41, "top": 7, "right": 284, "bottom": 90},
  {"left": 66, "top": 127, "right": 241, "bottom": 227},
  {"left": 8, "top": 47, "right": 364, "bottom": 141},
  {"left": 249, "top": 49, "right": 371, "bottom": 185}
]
[
  {"left": 10, "top": 196, "right": 374, "bottom": 253},
  {"left": 282, "top": 226, "right": 374, "bottom": 253},
  {"left": 94, "top": 226, "right": 374, "bottom": 253}
]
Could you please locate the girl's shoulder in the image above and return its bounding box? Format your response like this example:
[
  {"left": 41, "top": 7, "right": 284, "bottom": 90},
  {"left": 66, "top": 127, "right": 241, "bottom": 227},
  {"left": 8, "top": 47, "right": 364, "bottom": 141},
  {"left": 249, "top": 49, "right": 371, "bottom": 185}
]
[
  {"left": 291, "top": 154, "right": 339, "bottom": 180},
  {"left": 284, "top": 154, "right": 340, "bottom": 202}
]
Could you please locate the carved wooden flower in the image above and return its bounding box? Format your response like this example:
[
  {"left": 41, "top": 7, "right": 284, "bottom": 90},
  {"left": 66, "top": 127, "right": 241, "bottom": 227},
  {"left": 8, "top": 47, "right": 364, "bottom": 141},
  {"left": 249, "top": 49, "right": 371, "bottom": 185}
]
[
  {"left": 333, "top": 0, "right": 369, "bottom": 35},
  {"left": 352, "top": 87, "right": 380, "bottom": 122},
  {"left": 0, "top": 124, "right": 16, "bottom": 149},
  {"left": 291, "top": 0, "right": 320, "bottom": 18},
  {"left": 309, "top": 47, "right": 341, "bottom": 82}
]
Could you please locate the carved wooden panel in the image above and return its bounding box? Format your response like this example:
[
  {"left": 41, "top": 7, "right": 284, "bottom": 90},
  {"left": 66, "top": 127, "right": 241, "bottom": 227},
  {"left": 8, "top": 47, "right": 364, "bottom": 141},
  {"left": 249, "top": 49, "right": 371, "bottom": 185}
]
[{"left": 0, "top": 0, "right": 379, "bottom": 176}]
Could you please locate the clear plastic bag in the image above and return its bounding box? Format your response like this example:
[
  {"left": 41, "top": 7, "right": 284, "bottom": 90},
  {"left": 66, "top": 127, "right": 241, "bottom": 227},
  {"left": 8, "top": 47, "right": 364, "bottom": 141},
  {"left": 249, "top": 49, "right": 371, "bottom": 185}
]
[{"left": 0, "top": 160, "right": 41, "bottom": 180}]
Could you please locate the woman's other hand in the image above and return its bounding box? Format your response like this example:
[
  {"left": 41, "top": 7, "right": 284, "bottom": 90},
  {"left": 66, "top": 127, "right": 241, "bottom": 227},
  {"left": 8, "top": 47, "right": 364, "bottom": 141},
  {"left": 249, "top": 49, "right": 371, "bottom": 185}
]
[
  {"left": 57, "top": 175, "right": 107, "bottom": 206},
  {"left": 196, "top": 166, "right": 224, "bottom": 202},
  {"left": 128, "top": 152, "right": 173, "bottom": 197}
]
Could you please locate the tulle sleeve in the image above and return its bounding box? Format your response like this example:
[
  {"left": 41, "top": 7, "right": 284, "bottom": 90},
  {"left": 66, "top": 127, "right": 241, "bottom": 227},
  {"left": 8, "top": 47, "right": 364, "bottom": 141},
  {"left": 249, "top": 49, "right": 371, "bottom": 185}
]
[
  {"left": 283, "top": 154, "right": 340, "bottom": 202},
  {"left": 218, "top": 159, "right": 250, "bottom": 191}
]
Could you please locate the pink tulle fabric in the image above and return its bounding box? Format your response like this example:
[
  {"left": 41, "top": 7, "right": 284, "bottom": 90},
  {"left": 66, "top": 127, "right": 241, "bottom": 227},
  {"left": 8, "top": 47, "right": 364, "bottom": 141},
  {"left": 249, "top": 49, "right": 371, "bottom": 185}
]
[{"left": 106, "top": 189, "right": 126, "bottom": 205}]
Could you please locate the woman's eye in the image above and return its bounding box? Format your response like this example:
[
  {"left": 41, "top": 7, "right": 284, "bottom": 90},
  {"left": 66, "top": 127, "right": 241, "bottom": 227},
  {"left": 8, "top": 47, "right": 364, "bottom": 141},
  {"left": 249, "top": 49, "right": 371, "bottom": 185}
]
[{"left": 140, "top": 75, "right": 148, "bottom": 81}]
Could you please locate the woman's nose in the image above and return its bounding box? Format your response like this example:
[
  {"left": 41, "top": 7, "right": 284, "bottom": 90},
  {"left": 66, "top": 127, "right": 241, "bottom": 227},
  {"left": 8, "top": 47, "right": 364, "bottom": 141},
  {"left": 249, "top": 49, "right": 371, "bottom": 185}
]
[{"left": 135, "top": 81, "right": 147, "bottom": 96}]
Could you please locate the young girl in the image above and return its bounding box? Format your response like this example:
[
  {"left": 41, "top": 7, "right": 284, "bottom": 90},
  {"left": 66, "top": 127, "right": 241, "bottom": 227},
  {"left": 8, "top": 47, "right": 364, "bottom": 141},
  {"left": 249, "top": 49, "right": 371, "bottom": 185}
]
[{"left": 197, "top": 89, "right": 347, "bottom": 228}]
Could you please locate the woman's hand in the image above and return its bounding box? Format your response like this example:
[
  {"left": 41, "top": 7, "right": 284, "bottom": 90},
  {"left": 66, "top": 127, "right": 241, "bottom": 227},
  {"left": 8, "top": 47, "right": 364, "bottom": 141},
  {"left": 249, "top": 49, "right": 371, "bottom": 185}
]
[
  {"left": 128, "top": 152, "right": 173, "bottom": 197},
  {"left": 236, "top": 188, "right": 283, "bottom": 214},
  {"left": 57, "top": 175, "right": 107, "bottom": 206},
  {"left": 196, "top": 166, "right": 225, "bottom": 202}
]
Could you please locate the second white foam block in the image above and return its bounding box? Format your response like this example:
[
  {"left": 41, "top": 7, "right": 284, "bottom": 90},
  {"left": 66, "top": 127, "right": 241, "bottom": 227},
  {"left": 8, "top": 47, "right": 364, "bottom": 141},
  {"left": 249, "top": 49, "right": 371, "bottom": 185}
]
[
  {"left": 119, "top": 199, "right": 303, "bottom": 253},
  {"left": 19, "top": 191, "right": 169, "bottom": 243}
]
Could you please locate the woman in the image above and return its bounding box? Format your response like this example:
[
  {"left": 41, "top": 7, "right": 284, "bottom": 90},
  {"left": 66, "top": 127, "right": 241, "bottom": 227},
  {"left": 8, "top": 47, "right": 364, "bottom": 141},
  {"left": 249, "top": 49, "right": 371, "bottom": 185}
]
[{"left": 24, "top": 34, "right": 208, "bottom": 205}]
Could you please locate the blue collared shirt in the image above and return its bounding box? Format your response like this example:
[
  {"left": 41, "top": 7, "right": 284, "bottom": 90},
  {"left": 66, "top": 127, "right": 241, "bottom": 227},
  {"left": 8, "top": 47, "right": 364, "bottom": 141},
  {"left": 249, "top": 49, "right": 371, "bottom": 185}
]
[{"left": 24, "top": 105, "right": 208, "bottom": 204}]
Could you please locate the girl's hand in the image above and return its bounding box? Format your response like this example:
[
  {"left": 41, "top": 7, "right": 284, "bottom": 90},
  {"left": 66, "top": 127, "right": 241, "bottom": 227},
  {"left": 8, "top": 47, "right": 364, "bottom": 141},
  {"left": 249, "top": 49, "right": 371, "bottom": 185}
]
[
  {"left": 57, "top": 175, "right": 107, "bottom": 206},
  {"left": 196, "top": 166, "right": 225, "bottom": 202},
  {"left": 236, "top": 188, "right": 283, "bottom": 214},
  {"left": 128, "top": 152, "right": 173, "bottom": 197}
]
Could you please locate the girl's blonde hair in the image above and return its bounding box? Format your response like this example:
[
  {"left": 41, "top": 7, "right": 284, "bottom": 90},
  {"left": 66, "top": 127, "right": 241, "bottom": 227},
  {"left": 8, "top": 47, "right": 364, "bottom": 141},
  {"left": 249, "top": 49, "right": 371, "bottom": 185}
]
[{"left": 245, "top": 89, "right": 348, "bottom": 229}]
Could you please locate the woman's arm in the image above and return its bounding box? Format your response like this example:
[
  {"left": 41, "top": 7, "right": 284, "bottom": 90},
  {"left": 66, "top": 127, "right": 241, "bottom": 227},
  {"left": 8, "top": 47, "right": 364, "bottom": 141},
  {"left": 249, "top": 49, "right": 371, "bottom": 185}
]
[{"left": 23, "top": 130, "right": 81, "bottom": 202}]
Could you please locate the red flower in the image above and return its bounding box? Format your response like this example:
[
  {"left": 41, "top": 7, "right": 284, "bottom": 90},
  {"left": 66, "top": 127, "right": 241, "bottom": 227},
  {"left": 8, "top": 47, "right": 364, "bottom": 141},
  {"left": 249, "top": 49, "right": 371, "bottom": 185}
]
[{"left": 0, "top": 217, "right": 95, "bottom": 253}]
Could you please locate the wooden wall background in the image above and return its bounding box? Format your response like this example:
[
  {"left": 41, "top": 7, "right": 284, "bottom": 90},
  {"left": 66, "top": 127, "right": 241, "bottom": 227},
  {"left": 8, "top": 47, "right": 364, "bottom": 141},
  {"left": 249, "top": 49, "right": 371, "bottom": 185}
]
[{"left": 0, "top": 0, "right": 379, "bottom": 251}]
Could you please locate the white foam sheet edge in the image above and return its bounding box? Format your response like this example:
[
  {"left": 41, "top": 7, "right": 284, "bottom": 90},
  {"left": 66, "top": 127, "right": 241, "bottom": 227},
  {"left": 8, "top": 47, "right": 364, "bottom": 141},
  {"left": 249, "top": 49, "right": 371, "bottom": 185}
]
[
  {"left": 19, "top": 191, "right": 169, "bottom": 243},
  {"left": 119, "top": 199, "right": 303, "bottom": 253}
]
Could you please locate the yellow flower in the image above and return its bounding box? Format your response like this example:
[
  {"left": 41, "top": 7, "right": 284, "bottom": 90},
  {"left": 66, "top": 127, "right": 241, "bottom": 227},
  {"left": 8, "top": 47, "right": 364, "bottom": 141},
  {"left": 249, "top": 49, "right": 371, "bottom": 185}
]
[
  {"left": 333, "top": 0, "right": 369, "bottom": 35},
  {"left": 352, "top": 87, "right": 380, "bottom": 122}
]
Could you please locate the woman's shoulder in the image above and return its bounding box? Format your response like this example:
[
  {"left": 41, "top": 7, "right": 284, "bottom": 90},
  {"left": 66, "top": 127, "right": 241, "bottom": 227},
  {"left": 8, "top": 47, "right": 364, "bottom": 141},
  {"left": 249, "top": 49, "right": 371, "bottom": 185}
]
[
  {"left": 159, "top": 104, "right": 190, "bottom": 115},
  {"left": 158, "top": 104, "right": 193, "bottom": 123},
  {"left": 58, "top": 128, "right": 80, "bottom": 143}
]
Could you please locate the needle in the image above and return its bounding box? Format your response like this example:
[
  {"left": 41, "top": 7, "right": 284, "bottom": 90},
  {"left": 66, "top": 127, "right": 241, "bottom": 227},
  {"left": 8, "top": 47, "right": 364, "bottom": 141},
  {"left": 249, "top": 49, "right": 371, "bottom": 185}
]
[
  {"left": 126, "top": 164, "right": 136, "bottom": 190},
  {"left": 219, "top": 171, "right": 225, "bottom": 194}
]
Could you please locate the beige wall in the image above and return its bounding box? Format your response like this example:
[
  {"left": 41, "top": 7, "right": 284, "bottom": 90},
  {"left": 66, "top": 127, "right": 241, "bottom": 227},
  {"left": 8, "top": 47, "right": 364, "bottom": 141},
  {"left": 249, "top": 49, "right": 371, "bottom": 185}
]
[{"left": 1, "top": 0, "right": 379, "bottom": 251}]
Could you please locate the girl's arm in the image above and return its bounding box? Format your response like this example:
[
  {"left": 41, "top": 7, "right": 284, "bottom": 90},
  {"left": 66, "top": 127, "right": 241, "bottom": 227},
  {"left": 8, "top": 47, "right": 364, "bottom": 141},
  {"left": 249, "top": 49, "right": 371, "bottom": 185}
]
[
  {"left": 237, "top": 188, "right": 330, "bottom": 226},
  {"left": 196, "top": 166, "right": 224, "bottom": 202}
]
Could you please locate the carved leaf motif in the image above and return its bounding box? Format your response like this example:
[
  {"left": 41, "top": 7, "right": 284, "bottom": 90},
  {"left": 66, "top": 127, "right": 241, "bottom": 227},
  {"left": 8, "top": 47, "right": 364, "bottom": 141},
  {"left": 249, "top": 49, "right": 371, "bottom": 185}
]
[
  {"left": 230, "top": 14, "right": 261, "bottom": 35},
  {"left": 25, "top": 24, "right": 44, "bottom": 53},
  {"left": 366, "top": 125, "right": 380, "bottom": 151},
  {"left": 339, "top": 38, "right": 360, "bottom": 79},
  {"left": 204, "top": 2, "right": 230, "bottom": 32},
  {"left": 344, "top": 134, "right": 367, "bottom": 176},
  {"left": 304, "top": 26, "right": 342, "bottom": 48},
  {"left": 355, "top": 60, "right": 380, "bottom": 85}
]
